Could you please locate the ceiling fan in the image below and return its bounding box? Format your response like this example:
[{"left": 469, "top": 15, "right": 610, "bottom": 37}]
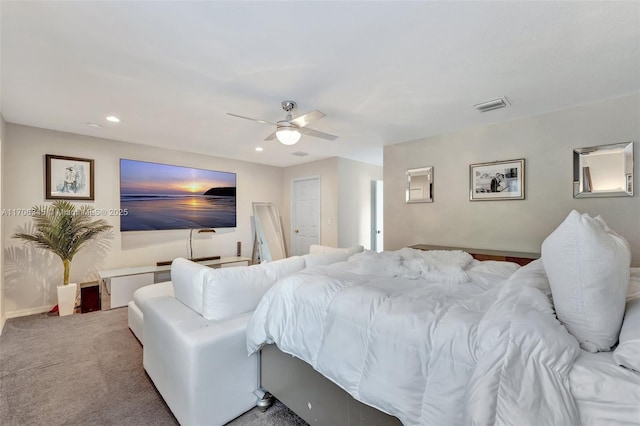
[{"left": 227, "top": 100, "right": 338, "bottom": 145}]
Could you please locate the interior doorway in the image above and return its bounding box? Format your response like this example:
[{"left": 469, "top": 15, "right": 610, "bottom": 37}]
[{"left": 291, "top": 176, "right": 321, "bottom": 256}]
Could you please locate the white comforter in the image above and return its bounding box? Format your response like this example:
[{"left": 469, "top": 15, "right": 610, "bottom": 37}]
[{"left": 247, "top": 251, "right": 580, "bottom": 426}]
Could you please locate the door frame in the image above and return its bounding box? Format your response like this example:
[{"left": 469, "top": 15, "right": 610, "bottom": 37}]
[
  {"left": 290, "top": 175, "right": 321, "bottom": 256},
  {"left": 371, "top": 179, "right": 383, "bottom": 252}
]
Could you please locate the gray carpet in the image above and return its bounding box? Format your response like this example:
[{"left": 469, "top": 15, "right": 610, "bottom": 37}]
[{"left": 0, "top": 308, "right": 307, "bottom": 426}]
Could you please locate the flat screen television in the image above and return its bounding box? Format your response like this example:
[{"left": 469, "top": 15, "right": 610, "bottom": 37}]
[{"left": 120, "top": 159, "right": 236, "bottom": 231}]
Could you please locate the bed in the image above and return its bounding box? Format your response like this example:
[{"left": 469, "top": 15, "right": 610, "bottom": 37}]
[{"left": 247, "top": 213, "right": 640, "bottom": 426}]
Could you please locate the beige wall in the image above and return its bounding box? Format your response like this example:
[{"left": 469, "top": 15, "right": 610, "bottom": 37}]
[
  {"left": 0, "top": 2, "right": 4, "bottom": 333},
  {"left": 282, "top": 157, "right": 339, "bottom": 253},
  {"left": 384, "top": 94, "right": 640, "bottom": 265},
  {"left": 337, "top": 158, "right": 382, "bottom": 249},
  {"left": 281, "top": 157, "right": 383, "bottom": 254},
  {"left": 3, "top": 124, "right": 283, "bottom": 317},
  {"left": 0, "top": 115, "right": 5, "bottom": 332}
]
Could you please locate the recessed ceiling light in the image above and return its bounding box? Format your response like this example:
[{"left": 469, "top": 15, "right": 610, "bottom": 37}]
[
  {"left": 86, "top": 123, "right": 101, "bottom": 128},
  {"left": 105, "top": 115, "right": 121, "bottom": 123},
  {"left": 255, "top": 147, "right": 263, "bottom": 152}
]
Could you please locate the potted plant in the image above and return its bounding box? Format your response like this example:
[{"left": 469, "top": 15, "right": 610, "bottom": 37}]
[{"left": 13, "top": 200, "right": 112, "bottom": 316}]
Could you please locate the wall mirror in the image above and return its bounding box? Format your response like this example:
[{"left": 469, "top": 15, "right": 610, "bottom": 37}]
[
  {"left": 573, "top": 142, "right": 633, "bottom": 198},
  {"left": 252, "top": 202, "right": 286, "bottom": 263},
  {"left": 406, "top": 167, "right": 433, "bottom": 203}
]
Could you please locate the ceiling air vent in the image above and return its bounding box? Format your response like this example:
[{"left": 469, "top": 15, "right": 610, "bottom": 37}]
[
  {"left": 474, "top": 97, "right": 509, "bottom": 113},
  {"left": 291, "top": 151, "right": 308, "bottom": 157}
]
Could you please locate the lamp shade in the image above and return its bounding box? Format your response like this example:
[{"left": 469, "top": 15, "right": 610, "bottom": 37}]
[{"left": 276, "top": 128, "right": 302, "bottom": 145}]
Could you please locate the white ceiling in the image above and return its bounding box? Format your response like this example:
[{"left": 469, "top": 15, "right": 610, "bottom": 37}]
[{"left": 1, "top": 1, "right": 639, "bottom": 167}]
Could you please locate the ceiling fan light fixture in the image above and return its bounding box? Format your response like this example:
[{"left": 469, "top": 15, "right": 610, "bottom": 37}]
[
  {"left": 276, "top": 127, "right": 301, "bottom": 145},
  {"left": 228, "top": 99, "right": 337, "bottom": 143}
]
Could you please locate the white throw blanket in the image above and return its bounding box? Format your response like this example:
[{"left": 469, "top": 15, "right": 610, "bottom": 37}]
[
  {"left": 349, "top": 248, "right": 474, "bottom": 283},
  {"left": 247, "top": 254, "right": 579, "bottom": 426}
]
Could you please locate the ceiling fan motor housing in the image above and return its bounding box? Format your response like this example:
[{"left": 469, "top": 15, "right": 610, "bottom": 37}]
[{"left": 281, "top": 100, "right": 297, "bottom": 113}]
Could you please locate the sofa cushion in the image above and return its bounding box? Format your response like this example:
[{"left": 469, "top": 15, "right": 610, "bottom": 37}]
[
  {"left": 202, "top": 264, "right": 275, "bottom": 321},
  {"left": 541, "top": 210, "right": 630, "bottom": 352},
  {"left": 132, "top": 281, "right": 174, "bottom": 311},
  {"left": 261, "top": 256, "right": 306, "bottom": 281},
  {"left": 171, "top": 257, "right": 210, "bottom": 315}
]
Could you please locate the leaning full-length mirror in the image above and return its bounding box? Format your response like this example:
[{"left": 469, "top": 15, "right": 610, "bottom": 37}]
[
  {"left": 252, "top": 202, "right": 286, "bottom": 263},
  {"left": 406, "top": 167, "right": 433, "bottom": 203},
  {"left": 573, "top": 142, "right": 634, "bottom": 198}
]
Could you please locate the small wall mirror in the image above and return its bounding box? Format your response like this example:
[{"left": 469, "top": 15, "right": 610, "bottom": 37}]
[
  {"left": 252, "top": 202, "right": 286, "bottom": 263},
  {"left": 573, "top": 142, "right": 633, "bottom": 198},
  {"left": 406, "top": 167, "right": 433, "bottom": 203}
]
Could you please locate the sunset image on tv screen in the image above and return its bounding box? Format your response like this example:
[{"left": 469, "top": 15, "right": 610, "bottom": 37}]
[{"left": 120, "top": 159, "right": 236, "bottom": 231}]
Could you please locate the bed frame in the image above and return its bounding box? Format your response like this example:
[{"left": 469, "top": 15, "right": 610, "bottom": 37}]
[
  {"left": 410, "top": 244, "right": 540, "bottom": 266},
  {"left": 260, "top": 245, "right": 540, "bottom": 425},
  {"left": 261, "top": 344, "right": 402, "bottom": 425}
]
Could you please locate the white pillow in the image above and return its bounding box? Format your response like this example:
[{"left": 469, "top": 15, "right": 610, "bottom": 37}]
[
  {"left": 613, "top": 298, "right": 640, "bottom": 372},
  {"left": 261, "top": 256, "right": 305, "bottom": 281},
  {"left": 502, "top": 259, "right": 551, "bottom": 296},
  {"left": 628, "top": 268, "right": 640, "bottom": 301},
  {"left": 170, "top": 258, "right": 210, "bottom": 315},
  {"left": 303, "top": 252, "right": 350, "bottom": 267},
  {"left": 541, "top": 210, "right": 631, "bottom": 352},
  {"left": 202, "top": 264, "right": 275, "bottom": 321},
  {"left": 345, "top": 245, "right": 365, "bottom": 255},
  {"left": 308, "top": 244, "right": 364, "bottom": 256}
]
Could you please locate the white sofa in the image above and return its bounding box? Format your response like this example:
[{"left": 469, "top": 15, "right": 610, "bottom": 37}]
[
  {"left": 130, "top": 245, "right": 363, "bottom": 426},
  {"left": 128, "top": 281, "right": 173, "bottom": 344},
  {"left": 127, "top": 244, "right": 364, "bottom": 344}
]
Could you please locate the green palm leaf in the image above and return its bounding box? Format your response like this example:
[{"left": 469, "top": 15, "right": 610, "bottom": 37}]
[{"left": 13, "top": 200, "right": 113, "bottom": 285}]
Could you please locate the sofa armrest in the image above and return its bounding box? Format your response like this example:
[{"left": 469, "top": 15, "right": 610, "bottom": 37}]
[
  {"left": 143, "top": 296, "right": 258, "bottom": 426},
  {"left": 127, "top": 300, "right": 144, "bottom": 343}
]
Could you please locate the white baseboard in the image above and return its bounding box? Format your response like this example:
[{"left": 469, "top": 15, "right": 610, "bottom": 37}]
[
  {"left": 0, "top": 315, "right": 5, "bottom": 335},
  {"left": 6, "top": 305, "right": 51, "bottom": 319}
]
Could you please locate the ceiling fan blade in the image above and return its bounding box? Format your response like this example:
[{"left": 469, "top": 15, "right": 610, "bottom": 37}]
[
  {"left": 227, "top": 113, "right": 275, "bottom": 126},
  {"left": 289, "top": 110, "right": 326, "bottom": 128},
  {"left": 264, "top": 131, "right": 277, "bottom": 141},
  {"left": 299, "top": 127, "right": 338, "bottom": 141}
]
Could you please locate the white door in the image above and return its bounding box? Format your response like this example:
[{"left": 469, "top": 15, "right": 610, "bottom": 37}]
[
  {"left": 291, "top": 177, "right": 320, "bottom": 255},
  {"left": 372, "top": 180, "right": 384, "bottom": 252}
]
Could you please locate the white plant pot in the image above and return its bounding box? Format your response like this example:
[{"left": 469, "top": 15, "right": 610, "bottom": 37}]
[{"left": 57, "top": 283, "right": 77, "bottom": 317}]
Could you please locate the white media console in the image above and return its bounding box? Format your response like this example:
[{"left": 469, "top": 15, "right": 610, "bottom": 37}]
[{"left": 99, "top": 256, "right": 251, "bottom": 309}]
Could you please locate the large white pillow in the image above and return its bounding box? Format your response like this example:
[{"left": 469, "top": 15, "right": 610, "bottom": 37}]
[
  {"left": 201, "top": 264, "right": 275, "bottom": 321},
  {"left": 261, "top": 256, "right": 305, "bottom": 281},
  {"left": 345, "top": 245, "right": 364, "bottom": 256},
  {"left": 170, "top": 258, "right": 210, "bottom": 315},
  {"left": 613, "top": 298, "right": 640, "bottom": 372},
  {"left": 303, "top": 251, "right": 350, "bottom": 267},
  {"left": 627, "top": 268, "right": 640, "bottom": 301},
  {"left": 541, "top": 210, "right": 631, "bottom": 352},
  {"left": 502, "top": 259, "right": 551, "bottom": 296},
  {"left": 308, "top": 244, "right": 364, "bottom": 256}
]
